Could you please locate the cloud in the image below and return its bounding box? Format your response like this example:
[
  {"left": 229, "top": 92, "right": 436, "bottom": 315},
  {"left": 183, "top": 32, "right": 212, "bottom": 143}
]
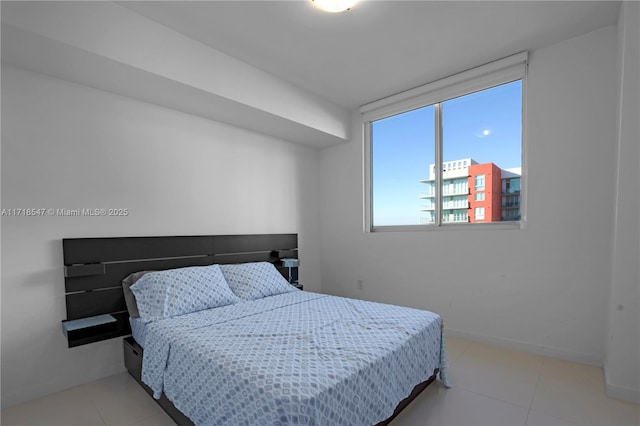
[{"left": 475, "top": 129, "right": 491, "bottom": 138}]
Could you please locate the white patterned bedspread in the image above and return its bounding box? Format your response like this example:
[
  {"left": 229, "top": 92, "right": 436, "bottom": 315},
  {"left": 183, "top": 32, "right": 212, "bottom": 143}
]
[
  {"left": 129, "top": 316, "right": 148, "bottom": 347},
  {"left": 141, "top": 291, "right": 449, "bottom": 426}
]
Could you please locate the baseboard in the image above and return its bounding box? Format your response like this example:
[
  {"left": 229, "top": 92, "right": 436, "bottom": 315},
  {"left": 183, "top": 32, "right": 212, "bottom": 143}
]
[
  {"left": 1, "top": 362, "right": 126, "bottom": 410},
  {"left": 444, "top": 327, "right": 603, "bottom": 367},
  {"left": 604, "top": 370, "right": 640, "bottom": 404},
  {"left": 605, "top": 383, "right": 640, "bottom": 404}
]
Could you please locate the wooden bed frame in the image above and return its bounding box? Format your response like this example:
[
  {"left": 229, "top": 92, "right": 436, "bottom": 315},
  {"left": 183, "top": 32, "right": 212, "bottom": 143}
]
[
  {"left": 62, "top": 233, "right": 437, "bottom": 425},
  {"left": 62, "top": 234, "right": 297, "bottom": 347}
]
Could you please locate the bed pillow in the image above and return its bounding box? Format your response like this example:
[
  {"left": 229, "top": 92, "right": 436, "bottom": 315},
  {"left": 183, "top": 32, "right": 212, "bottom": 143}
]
[
  {"left": 219, "top": 261, "right": 299, "bottom": 301},
  {"left": 130, "top": 264, "right": 241, "bottom": 321},
  {"left": 122, "top": 270, "right": 154, "bottom": 318}
]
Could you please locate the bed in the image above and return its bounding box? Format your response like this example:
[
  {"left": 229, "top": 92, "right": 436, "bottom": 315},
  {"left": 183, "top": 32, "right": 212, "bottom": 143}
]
[{"left": 61, "top": 234, "right": 449, "bottom": 426}]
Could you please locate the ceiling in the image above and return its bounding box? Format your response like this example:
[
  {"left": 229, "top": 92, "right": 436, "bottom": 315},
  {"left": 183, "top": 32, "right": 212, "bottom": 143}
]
[{"left": 120, "top": 1, "right": 620, "bottom": 110}]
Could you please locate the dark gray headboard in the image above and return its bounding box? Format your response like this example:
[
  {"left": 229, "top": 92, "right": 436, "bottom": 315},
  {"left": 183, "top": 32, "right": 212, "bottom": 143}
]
[{"left": 62, "top": 234, "right": 298, "bottom": 347}]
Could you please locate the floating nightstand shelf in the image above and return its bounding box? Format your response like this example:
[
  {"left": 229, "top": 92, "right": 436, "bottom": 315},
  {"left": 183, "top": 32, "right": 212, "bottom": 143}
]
[{"left": 62, "top": 314, "right": 118, "bottom": 348}]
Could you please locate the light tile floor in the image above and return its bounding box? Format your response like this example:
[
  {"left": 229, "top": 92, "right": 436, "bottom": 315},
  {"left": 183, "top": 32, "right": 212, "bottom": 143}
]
[
  {"left": 394, "top": 337, "right": 639, "bottom": 426},
  {"left": 2, "top": 337, "right": 638, "bottom": 426}
]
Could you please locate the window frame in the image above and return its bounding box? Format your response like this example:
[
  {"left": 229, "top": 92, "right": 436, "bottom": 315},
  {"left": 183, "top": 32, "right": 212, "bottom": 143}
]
[{"left": 362, "top": 52, "right": 528, "bottom": 233}]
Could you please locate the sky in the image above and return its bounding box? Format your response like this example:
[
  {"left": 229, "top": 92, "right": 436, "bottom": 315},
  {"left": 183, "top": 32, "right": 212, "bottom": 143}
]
[{"left": 371, "top": 80, "right": 522, "bottom": 226}]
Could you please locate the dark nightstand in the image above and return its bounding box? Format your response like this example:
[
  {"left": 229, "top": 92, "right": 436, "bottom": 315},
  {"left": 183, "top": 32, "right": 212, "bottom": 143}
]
[{"left": 62, "top": 314, "right": 117, "bottom": 348}]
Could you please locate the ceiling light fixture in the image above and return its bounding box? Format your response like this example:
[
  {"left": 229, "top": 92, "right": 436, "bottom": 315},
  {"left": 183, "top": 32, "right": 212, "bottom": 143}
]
[{"left": 311, "top": 0, "right": 359, "bottom": 13}]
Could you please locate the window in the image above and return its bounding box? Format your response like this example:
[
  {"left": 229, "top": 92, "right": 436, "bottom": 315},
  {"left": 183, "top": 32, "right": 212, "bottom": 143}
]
[
  {"left": 371, "top": 106, "right": 434, "bottom": 226},
  {"left": 363, "top": 52, "right": 526, "bottom": 231}
]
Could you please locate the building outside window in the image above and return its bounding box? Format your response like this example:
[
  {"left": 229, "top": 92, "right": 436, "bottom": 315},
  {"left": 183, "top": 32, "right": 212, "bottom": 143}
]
[
  {"left": 420, "top": 158, "right": 521, "bottom": 224},
  {"left": 363, "top": 52, "right": 526, "bottom": 230},
  {"left": 501, "top": 174, "right": 522, "bottom": 221}
]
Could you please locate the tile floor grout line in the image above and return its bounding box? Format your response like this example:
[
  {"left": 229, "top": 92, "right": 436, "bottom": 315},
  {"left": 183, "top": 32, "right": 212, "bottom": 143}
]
[
  {"left": 451, "top": 383, "right": 534, "bottom": 412},
  {"left": 96, "top": 408, "right": 109, "bottom": 426},
  {"left": 524, "top": 373, "right": 542, "bottom": 426},
  {"left": 447, "top": 340, "right": 472, "bottom": 365}
]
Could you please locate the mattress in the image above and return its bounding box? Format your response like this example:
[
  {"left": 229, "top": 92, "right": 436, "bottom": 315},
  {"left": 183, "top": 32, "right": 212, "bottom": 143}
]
[
  {"left": 140, "top": 291, "right": 449, "bottom": 426},
  {"left": 129, "top": 316, "right": 149, "bottom": 348}
]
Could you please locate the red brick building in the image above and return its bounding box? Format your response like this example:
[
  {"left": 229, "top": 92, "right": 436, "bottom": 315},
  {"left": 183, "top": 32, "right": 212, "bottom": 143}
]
[
  {"left": 420, "top": 158, "right": 521, "bottom": 224},
  {"left": 468, "top": 162, "right": 502, "bottom": 222}
]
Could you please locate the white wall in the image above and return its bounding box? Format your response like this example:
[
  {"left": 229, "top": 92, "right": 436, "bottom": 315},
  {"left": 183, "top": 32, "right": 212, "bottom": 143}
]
[
  {"left": 605, "top": 1, "right": 640, "bottom": 404},
  {"left": 0, "top": 65, "right": 323, "bottom": 408},
  {"left": 1, "top": 1, "right": 350, "bottom": 146},
  {"left": 319, "top": 26, "right": 619, "bottom": 364}
]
